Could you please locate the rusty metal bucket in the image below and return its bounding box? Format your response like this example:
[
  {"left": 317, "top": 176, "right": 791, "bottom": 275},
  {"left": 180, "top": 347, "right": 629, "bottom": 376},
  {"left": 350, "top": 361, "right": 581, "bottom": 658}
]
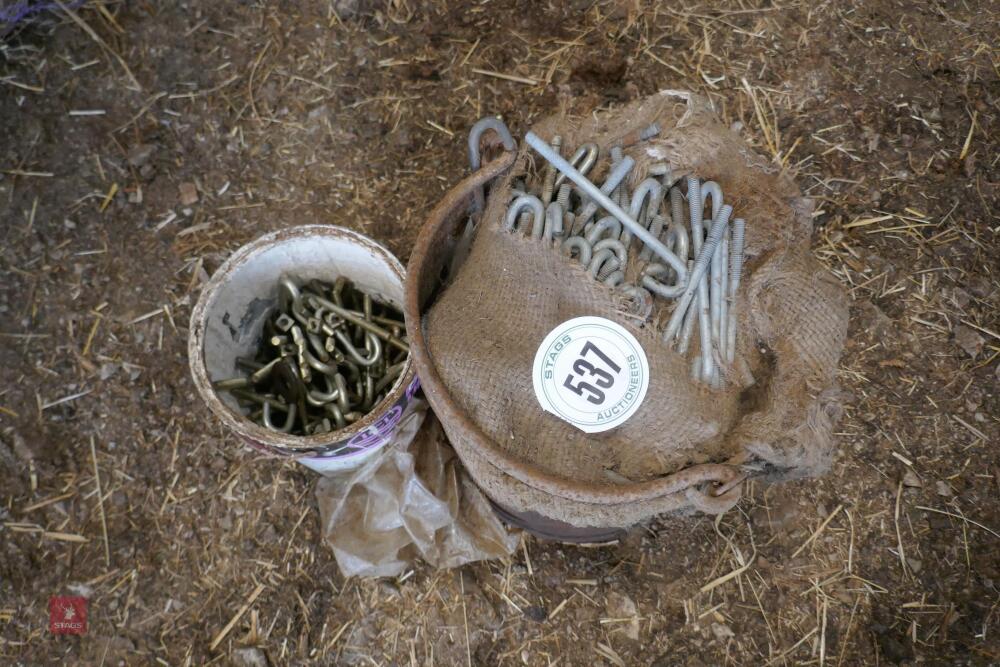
[{"left": 403, "top": 149, "right": 744, "bottom": 541}]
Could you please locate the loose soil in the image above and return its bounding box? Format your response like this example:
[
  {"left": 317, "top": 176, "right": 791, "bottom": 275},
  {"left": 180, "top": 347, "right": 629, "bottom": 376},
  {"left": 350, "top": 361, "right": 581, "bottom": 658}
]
[{"left": 1, "top": 1, "right": 998, "bottom": 665}]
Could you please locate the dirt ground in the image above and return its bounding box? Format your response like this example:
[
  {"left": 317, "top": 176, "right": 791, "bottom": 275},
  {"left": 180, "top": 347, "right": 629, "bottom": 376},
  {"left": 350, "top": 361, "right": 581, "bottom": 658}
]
[{"left": 1, "top": 0, "right": 998, "bottom": 665}]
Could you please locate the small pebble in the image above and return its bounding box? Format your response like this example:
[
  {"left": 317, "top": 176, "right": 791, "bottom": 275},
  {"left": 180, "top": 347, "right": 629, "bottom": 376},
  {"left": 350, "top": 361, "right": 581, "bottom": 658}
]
[{"left": 178, "top": 182, "right": 199, "bottom": 206}]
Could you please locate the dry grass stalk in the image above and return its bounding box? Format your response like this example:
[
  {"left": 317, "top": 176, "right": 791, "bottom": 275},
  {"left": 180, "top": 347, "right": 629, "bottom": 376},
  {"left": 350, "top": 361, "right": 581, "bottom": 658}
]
[
  {"left": 209, "top": 583, "right": 266, "bottom": 651},
  {"left": 90, "top": 436, "right": 111, "bottom": 567}
]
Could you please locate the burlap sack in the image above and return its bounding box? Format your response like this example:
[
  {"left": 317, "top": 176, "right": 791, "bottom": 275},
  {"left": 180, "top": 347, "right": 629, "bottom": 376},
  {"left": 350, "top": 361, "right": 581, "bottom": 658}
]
[{"left": 423, "top": 91, "right": 848, "bottom": 528}]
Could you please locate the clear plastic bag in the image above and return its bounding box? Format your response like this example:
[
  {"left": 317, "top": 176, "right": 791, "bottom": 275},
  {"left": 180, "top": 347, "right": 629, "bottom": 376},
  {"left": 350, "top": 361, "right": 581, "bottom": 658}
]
[{"left": 315, "top": 400, "right": 518, "bottom": 577}]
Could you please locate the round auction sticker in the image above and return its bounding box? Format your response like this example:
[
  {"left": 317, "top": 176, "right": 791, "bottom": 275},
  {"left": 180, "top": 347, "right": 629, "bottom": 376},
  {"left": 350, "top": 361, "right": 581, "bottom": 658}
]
[{"left": 532, "top": 316, "right": 650, "bottom": 434}]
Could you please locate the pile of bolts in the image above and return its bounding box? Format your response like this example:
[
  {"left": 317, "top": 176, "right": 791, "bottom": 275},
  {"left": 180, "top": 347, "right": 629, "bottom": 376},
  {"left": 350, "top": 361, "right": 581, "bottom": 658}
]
[
  {"left": 468, "top": 117, "right": 746, "bottom": 388},
  {"left": 213, "top": 277, "right": 409, "bottom": 435}
]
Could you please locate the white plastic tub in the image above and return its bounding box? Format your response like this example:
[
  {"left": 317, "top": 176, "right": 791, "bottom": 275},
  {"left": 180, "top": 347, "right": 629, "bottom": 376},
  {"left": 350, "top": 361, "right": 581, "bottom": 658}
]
[{"left": 188, "top": 225, "right": 419, "bottom": 474}]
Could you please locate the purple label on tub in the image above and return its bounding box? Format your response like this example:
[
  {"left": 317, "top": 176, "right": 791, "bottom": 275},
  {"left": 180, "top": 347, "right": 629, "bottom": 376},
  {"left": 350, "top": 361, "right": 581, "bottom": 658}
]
[
  {"left": 243, "top": 376, "right": 422, "bottom": 461},
  {"left": 311, "top": 376, "right": 422, "bottom": 459},
  {"left": 344, "top": 405, "right": 403, "bottom": 450},
  {"left": 406, "top": 376, "right": 421, "bottom": 400}
]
